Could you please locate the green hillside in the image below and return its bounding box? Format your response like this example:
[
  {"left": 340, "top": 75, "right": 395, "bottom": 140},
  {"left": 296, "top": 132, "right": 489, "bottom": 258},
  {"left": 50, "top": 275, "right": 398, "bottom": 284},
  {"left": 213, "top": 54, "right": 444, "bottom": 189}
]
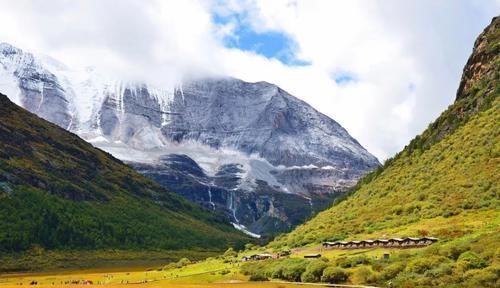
[
  {"left": 0, "top": 93, "right": 249, "bottom": 270},
  {"left": 243, "top": 17, "right": 499, "bottom": 287}
]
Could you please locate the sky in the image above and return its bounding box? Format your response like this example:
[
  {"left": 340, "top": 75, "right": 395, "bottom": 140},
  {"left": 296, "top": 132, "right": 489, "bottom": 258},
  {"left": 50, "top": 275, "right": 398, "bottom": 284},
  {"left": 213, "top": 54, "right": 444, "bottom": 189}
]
[{"left": 0, "top": 0, "right": 498, "bottom": 160}]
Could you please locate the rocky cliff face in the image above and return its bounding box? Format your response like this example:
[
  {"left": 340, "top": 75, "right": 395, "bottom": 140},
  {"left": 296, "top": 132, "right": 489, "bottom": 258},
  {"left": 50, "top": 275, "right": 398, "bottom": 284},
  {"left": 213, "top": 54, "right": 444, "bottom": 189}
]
[
  {"left": 456, "top": 16, "right": 499, "bottom": 101},
  {"left": 0, "top": 42, "right": 380, "bottom": 236}
]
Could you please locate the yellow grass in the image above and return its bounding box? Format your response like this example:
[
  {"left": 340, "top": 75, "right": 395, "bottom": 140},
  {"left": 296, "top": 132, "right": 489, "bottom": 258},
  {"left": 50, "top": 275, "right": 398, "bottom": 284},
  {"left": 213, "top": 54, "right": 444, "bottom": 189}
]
[
  {"left": 0, "top": 258, "right": 319, "bottom": 288},
  {"left": 0, "top": 283, "right": 321, "bottom": 288}
]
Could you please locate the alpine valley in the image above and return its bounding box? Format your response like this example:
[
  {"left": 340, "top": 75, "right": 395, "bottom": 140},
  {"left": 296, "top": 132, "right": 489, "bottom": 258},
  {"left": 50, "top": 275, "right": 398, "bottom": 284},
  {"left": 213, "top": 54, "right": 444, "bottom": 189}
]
[{"left": 0, "top": 43, "right": 379, "bottom": 237}]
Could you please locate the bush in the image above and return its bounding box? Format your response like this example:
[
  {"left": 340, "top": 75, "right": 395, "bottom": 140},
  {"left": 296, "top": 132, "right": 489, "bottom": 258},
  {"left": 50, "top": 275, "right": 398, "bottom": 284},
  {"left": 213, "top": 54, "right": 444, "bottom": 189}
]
[
  {"left": 423, "top": 262, "right": 453, "bottom": 278},
  {"left": 241, "top": 261, "right": 268, "bottom": 276},
  {"left": 268, "top": 262, "right": 284, "bottom": 279},
  {"left": 379, "top": 262, "right": 405, "bottom": 280},
  {"left": 405, "top": 255, "right": 449, "bottom": 274},
  {"left": 249, "top": 274, "right": 268, "bottom": 281},
  {"left": 392, "top": 272, "right": 429, "bottom": 287},
  {"left": 177, "top": 257, "right": 191, "bottom": 267},
  {"left": 321, "top": 266, "right": 348, "bottom": 283},
  {"left": 457, "top": 251, "right": 486, "bottom": 271},
  {"left": 463, "top": 267, "right": 499, "bottom": 287},
  {"left": 241, "top": 258, "right": 308, "bottom": 282},
  {"left": 337, "top": 256, "right": 371, "bottom": 268},
  {"left": 301, "top": 260, "right": 328, "bottom": 283},
  {"left": 439, "top": 241, "right": 470, "bottom": 260},
  {"left": 352, "top": 266, "right": 378, "bottom": 284},
  {"left": 281, "top": 259, "right": 307, "bottom": 282}
]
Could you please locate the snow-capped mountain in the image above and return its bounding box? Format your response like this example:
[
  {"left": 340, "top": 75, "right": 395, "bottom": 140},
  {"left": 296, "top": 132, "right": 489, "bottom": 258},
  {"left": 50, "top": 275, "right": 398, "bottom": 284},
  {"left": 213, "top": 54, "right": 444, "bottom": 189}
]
[{"left": 0, "top": 42, "right": 380, "bottom": 236}]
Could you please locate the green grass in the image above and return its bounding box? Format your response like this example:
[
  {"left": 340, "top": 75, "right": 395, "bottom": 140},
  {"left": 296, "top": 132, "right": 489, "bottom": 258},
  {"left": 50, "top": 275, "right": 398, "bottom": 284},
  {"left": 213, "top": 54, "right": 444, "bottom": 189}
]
[
  {"left": 0, "top": 249, "right": 219, "bottom": 273},
  {"left": 270, "top": 97, "right": 499, "bottom": 249}
]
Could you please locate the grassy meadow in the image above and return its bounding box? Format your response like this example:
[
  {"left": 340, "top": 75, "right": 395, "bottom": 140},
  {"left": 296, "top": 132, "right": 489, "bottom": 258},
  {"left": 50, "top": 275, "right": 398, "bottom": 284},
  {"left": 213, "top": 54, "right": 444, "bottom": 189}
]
[{"left": 0, "top": 256, "right": 328, "bottom": 288}]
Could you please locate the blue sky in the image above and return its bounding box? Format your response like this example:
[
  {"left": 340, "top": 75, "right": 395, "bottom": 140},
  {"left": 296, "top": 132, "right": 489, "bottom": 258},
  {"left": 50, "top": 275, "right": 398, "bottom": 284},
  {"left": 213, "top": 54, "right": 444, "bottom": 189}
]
[{"left": 214, "top": 13, "right": 310, "bottom": 66}]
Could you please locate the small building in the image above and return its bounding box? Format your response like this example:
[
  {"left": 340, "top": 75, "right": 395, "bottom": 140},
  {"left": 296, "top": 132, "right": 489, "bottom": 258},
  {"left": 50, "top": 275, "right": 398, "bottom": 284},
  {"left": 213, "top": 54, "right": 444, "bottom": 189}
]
[
  {"left": 362, "top": 240, "right": 375, "bottom": 248},
  {"left": 375, "top": 239, "right": 389, "bottom": 247},
  {"left": 304, "top": 253, "right": 322, "bottom": 258},
  {"left": 278, "top": 250, "right": 291, "bottom": 257},
  {"left": 421, "top": 236, "right": 439, "bottom": 245},
  {"left": 322, "top": 241, "right": 337, "bottom": 249},
  {"left": 338, "top": 241, "right": 348, "bottom": 248},
  {"left": 241, "top": 253, "right": 273, "bottom": 262},
  {"left": 322, "top": 237, "right": 437, "bottom": 250},
  {"left": 253, "top": 253, "right": 273, "bottom": 260},
  {"left": 351, "top": 241, "right": 362, "bottom": 248},
  {"left": 388, "top": 238, "right": 404, "bottom": 247},
  {"left": 403, "top": 237, "right": 420, "bottom": 246}
]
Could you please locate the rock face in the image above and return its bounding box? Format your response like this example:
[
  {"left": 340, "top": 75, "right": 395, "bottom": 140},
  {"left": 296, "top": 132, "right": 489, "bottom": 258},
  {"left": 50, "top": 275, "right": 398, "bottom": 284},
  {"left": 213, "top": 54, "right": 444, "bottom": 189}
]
[
  {"left": 456, "top": 16, "right": 499, "bottom": 101},
  {"left": 0, "top": 42, "right": 380, "bottom": 236},
  {"left": 0, "top": 43, "right": 72, "bottom": 129}
]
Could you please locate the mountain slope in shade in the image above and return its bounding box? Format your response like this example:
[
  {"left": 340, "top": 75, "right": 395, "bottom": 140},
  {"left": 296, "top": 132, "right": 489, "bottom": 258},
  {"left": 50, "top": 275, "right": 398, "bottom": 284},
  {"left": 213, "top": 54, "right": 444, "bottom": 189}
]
[
  {"left": 0, "top": 92, "right": 249, "bottom": 254},
  {"left": 0, "top": 43, "right": 379, "bottom": 236},
  {"left": 261, "top": 16, "right": 499, "bottom": 287}
]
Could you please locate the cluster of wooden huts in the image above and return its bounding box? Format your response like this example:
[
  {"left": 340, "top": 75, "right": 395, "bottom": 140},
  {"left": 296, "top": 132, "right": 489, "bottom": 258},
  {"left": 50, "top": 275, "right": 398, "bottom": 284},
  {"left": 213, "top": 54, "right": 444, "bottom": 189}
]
[
  {"left": 322, "top": 237, "right": 438, "bottom": 249},
  {"left": 241, "top": 250, "right": 292, "bottom": 262},
  {"left": 241, "top": 253, "right": 274, "bottom": 262}
]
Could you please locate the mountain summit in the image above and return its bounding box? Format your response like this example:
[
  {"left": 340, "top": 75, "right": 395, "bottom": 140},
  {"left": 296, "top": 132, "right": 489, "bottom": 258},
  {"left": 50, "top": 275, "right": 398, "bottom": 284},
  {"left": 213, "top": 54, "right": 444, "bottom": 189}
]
[{"left": 0, "top": 43, "right": 379, "bottom": 236}]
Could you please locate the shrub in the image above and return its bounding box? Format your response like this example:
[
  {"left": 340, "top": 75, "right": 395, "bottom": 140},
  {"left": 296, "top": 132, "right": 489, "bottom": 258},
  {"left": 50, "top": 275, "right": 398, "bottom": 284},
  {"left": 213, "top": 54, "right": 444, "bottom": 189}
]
[
  {"left": 177, "top": 257, "right": 191, "bottom": 267},
  {"left": 379, "top": 262, "right": 405, "bottom": 280},
  {"left": 301, "top": 260, "right": 328, "bottom": 283},
  {"left": 249, "top": 274, "right": 268, "bottom": 281},
  {"left": 352, "top": 266, "right": 378, "bottom": 284},
  {"left": 463, "top": 267, "right": 499, "bottom": 287},
  {"left": 337, "top": 256, "right": 371, "bottom": 268},
  {"left": 392, "top": 272, "right": 430, "bottom": 288},
  {"left": 423, "top": 262, "right": 453, "bottom": 278},
  {"left": 321, "top": 266, "right": 348, "bottom": 283},
  {"left": 439, "top": 242, "right": 470, "bottom": 260},
  {"left": 457, "top": 251, "right": 486, "bottom": 270},
  {"left": 405, "top": 255, "right": 449, "bottom": 274},
  {"left": 281, "top": 259, "right": 307, "bottom": 282},
  {"left": 271, "top": 263, "right": 285, "bottom": 279}
]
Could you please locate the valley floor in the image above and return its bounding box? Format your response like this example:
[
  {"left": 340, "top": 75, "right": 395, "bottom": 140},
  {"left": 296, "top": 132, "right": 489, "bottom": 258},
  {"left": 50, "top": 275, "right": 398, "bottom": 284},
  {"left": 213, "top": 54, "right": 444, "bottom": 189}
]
[
  {"left": 0, "top": 270, "right": 340, "bottom": 288},
  {"left": 0, "top": 256, "right": 380, "bottom": 288}
]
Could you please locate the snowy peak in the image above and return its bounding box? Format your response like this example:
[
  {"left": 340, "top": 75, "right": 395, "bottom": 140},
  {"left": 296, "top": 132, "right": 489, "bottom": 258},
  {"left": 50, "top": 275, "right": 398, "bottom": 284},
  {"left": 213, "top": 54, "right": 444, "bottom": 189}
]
[
  {"left": 0, "top": 42, "right": 380, "bottom": 235},
  {"left": 162, "top": 77, "right": 378, "bottom": 168},
  {"left": 0, "top": 43, "right": 73, "bottom": 129},
  {"left": 0, "top": 42, "right": 23, "bottom": 56},
  {"left": 0, "top": 42, "right": 379, "bottom": 176}
]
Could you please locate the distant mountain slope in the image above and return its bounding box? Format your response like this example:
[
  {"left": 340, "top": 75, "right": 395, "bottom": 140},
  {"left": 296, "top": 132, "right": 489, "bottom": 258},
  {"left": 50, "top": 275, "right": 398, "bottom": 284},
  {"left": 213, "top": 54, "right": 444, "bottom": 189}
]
[
  {"left": 0, "top": 93, "right": 249, "bottom": 253},
  {"left": 266, "top": 16, "right": 499, "bottom": 287},
  {"left": 0, "top": 43, "right": 379, "bottom": 236}
]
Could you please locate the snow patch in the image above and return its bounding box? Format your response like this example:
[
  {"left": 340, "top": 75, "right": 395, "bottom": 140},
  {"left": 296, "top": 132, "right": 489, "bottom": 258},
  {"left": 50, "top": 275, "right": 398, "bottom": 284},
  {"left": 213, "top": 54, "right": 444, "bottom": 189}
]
[
  {"left": 232, "top": 223, "right": 261, "bottom": 238},
  {"left": 87, "top": 136, "right": 110, "bottom": 143},
  {"left": 0, "top": 65, "right": 22, "bottom": 105}
]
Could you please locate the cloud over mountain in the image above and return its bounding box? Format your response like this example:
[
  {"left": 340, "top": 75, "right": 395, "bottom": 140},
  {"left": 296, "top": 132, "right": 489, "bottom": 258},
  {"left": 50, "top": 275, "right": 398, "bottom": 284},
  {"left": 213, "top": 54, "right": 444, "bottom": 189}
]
[{"left": 0, "top": 0, "right": 497, "bottom": 159}]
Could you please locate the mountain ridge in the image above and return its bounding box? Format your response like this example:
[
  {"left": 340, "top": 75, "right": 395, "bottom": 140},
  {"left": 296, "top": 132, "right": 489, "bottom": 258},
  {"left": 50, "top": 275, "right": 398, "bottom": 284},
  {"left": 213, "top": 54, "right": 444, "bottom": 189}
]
[
  {"left": 0, "top": 92, "right": 249, "bottom": 255},
  {"left": 0, "top": 44, "right": 379, "bottom": 236}
]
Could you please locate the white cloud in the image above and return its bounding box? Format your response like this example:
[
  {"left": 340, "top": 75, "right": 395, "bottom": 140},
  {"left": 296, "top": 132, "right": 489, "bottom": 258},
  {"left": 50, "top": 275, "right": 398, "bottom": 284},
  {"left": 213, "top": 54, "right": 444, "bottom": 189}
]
[{"left": 0, "top": 0, "right": 497, "bottom": 160}]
